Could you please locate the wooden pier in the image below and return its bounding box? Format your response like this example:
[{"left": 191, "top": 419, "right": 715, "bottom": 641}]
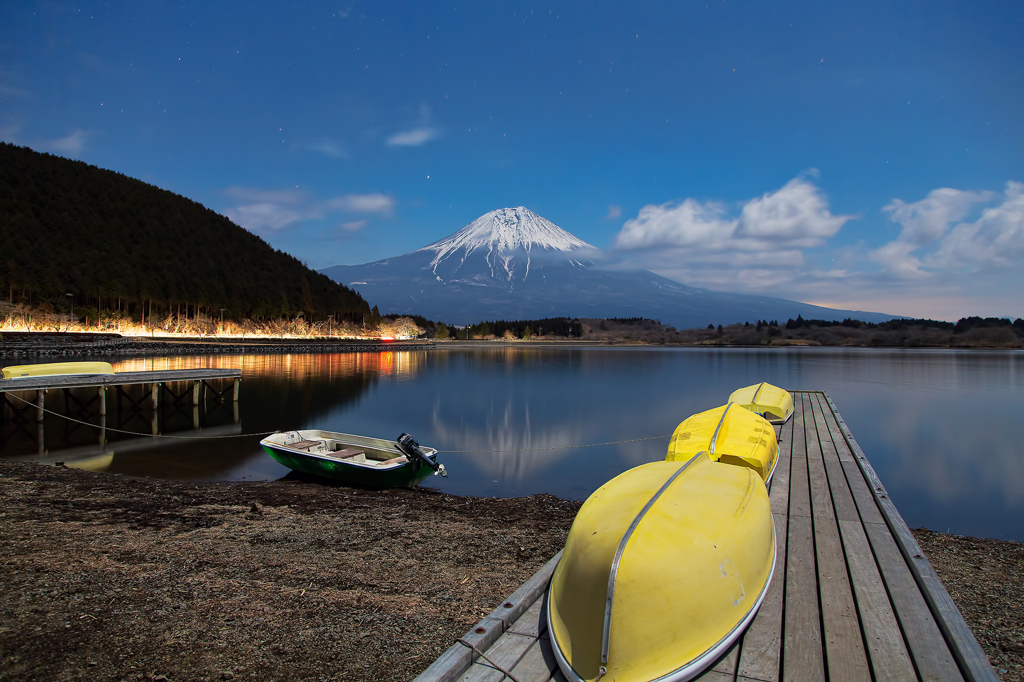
[
  {"left": 415, "top": 391, "right": 998, "bottom": 682},
  {"left": 0, "top": 368, "right": 241, "bottom": 423}
]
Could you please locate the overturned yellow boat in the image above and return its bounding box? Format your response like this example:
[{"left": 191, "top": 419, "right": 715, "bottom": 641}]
[
  {"left": 666, "top": 403, "right": 779, "bottom": 483},
  {"left": 728, "top": 382, "right": 794, "bottom": 424},
  {"left": 547, "top": 454, "right": 776, "bottom": 682},
  {"left": 1, "top": 361, "right": 115, "bottom": 380}
]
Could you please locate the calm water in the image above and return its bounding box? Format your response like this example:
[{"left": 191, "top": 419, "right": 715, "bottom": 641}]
[{"left": 2, "top": 347, "right": 1022, "bottom": 541}]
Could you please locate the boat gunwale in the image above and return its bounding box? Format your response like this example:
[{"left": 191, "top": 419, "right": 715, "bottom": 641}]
[{"left": 259, "top": 431, "right": 438, "bottom": 472}]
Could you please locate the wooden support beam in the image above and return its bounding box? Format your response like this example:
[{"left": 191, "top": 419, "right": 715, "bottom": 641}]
[
  {"left": 192, "top": 380, "right": 201, "bottom": 406},
  {"left": 98, "top": 386, "right": 106, "bottom": 416},
  {"left": 233, "top": 377, "right": 241, "bottom": 402},
  {"left": 151, "top": 383, "right": 160, "bottom": 411},
  {"left": 35, "top": 389, "right": 45, "bottom": 422}
]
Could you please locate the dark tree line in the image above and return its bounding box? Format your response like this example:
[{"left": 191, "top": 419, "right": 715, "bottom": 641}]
[
  {"left": 465, "top": 318, "right": 583, "bottom": 338},
  {"left": 0, "top": 143, "right": 370, "bottom": 323},
  {"left": 780, "top": 314, "right": 1023, "bottom": 335}
]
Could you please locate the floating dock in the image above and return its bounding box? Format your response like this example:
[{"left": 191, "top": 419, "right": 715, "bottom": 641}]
[{"left": 415, "top": 391, "right": 997, "bottom": 682}]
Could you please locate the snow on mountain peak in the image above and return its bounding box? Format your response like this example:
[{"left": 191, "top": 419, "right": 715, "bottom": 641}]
[{"left": 420, "top": 207, "right": 594, "bottom": 264}]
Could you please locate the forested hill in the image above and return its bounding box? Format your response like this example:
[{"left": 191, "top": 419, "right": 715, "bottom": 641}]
[{"left": 0, "top": 143, "right": 369, "bottom": 322}]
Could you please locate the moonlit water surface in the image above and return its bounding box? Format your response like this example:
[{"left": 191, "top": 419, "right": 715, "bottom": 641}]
[{"left": 2, "top": 347, "right": 1022, "bottom": 541}]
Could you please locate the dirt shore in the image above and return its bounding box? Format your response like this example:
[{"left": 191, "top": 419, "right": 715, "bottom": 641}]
[{"left": 0, "top": 462, "right": 1020, "bottom": 681}]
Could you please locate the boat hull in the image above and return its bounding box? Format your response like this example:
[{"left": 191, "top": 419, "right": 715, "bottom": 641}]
[
  {"left": 2, "top": 361, "right": 115, "bottom": 379},
  {"left": 261, "top": 445, "right": 435, "bottom": 488},
  {"left": 259, "top": 430, "right": 441, "bottom": 489},
  {"left": 547, "top": 456, "right": 775, "bottom": 682},
  {"left": 666, "top": 403, "right": 779, "bottom": 483},
  {"left": 728, "top": 382, "right": 794, "bottom": 425}
]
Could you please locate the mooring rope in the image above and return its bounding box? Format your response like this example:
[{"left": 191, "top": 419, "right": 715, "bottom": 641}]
[
  {"left": 1, "top": 388, "right": 671, "bottom": 448},
  {"left": 0, "top": 388, "right": 276, "bottom": 440},
  {"left": 437, "top": 433, "right": 671, "bottom": 454},
  {"left": 457, "top": 638, "right": 523, "bottom": 682}
]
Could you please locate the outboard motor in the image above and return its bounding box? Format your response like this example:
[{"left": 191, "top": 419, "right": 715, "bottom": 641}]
[{"left": 397, "top": 433, "right": 447, "bottom": 477}]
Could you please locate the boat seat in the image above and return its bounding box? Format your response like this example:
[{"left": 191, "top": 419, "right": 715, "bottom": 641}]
[
  {"left": 379, "top": 455, "right": 408, "bottom": 466},
  {"left": 335, "top": 448, "right": 365, "bottom": 459},
  {"left": 287, "top": 439, "right": 323, "bottom": 451}
]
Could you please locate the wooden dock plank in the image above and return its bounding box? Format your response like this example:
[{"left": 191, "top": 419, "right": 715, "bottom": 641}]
[
  {"left": 821, "top": 394, "right": 996, "bottom": 682},
  {"left": 769, "top": 410, "right": 794, "bottom": 511},
  {"left": 782, "top": 394, "right": 825, "bottom": 682},
  {"left": 805, "top": 393, "right": 871, "bottom": 681},
  {"left": 813, "top": 396, "right": 918, "bottom": 678},
  {"left": 782, "top": 515, "right": 824, "bottom": 682},
  {"left": 837, "top": 519, "right": 917, "bottom": 681},
  {"left": 507, "top": 597, "right": 547, "bottom": 638},
  {"left": 787, "top": 395, "right": 811, "bottom": 519},
  {"left": 736, "top": 512, "right": 788, "bottom": 682},
  {"left": 863, "top": 522, "right": 962, "bottom": 681},
  {"left": 509, "top": 637, "right": 559, "bottom": 682}
]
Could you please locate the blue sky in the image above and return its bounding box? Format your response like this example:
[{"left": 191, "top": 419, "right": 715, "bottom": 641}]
[{"left": 2, "top": 1, "right": 1021, "bottom": 320}]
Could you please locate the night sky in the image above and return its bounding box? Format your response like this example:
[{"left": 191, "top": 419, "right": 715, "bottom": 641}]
[{"left": 2, "top": 2, "right": 1021, "bottom": 319}]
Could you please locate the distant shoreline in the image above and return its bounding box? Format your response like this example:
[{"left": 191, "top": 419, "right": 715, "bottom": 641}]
[{"left": 2, "top": 331, "right": 1022, "bottom": 359}]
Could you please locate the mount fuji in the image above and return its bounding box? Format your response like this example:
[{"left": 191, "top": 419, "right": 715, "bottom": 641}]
[{"left": 320, "top": 207, "right": 892, "bottom": 328}]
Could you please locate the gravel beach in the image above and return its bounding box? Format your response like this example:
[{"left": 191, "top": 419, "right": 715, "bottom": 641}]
[{"left": 0, "top": 461, "right": 1020, "bottom": 681}]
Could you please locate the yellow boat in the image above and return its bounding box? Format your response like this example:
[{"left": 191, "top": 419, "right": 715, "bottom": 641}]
[
  {"left": 666, "top": 403, "right": 779, "bottom": 483},
  {"left": 1, "top": 361, "right": 115, "bottom": 380},
  {"left": 547, "top": 454, "right": 776, "bottom": 682},
  {"left": 727, "top": 382, "right": 794, "bottom": 424}
]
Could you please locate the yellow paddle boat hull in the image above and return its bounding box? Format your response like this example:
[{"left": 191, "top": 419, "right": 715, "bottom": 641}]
[
  {"left": 728, "top": 382, "right": 794, "bottom": 424},
  {"left": 2, "top": 361, "right": 115, "bottom": 379},
  {"left": 547, "top": 455, "right": 776, "bottom": 682},
  {"left": 666, "top": 403, "right": 779, "bottom": 483}
]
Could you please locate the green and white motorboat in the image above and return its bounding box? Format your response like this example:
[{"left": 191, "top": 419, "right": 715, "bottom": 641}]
[{"left": 259, "top": 430, "right": 446, "bottom": 489}]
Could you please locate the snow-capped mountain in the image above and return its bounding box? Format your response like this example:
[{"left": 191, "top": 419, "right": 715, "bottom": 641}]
[
  {"left": 415, "top": 207, "right": 596, "bottom": 287},
  {"left": 320, "top": 207, "right": 892, "bottom": 328}
]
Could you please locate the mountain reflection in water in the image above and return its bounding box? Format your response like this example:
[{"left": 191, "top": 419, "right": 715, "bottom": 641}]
[{"left": 2, "top": 347, "right": 1022, "bottom": 541}]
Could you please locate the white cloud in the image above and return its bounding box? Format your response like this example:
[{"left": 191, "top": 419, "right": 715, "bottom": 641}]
[
  {"left": 0, "top": 83, "right": 30, "bottom": 98},
  {"left": 307, "top": 138, "right": 348, "bottom": 158},
  {"left": 873, "top": 183, "right": 1022, "bottom": 278},
  {"left": 328, "top": 193, "right": 395, "bottom": 215},
  {"left": 40, "top": 129, "right": 89, "bottom": 155},
  {"left": 386, "top": 127, "right": 438, "bottom": 147},
  {"left": 223, "top": 187, "right": 394, "bottom": 234},
  {"left": 605, "top": 205, "right": 622, "bottom": 220},
  {"left": 615, "top": 177, "right": 852, "bottom": 261},
  {"left": 930, "top": 182, "right": 1024, "bottom": 267}
]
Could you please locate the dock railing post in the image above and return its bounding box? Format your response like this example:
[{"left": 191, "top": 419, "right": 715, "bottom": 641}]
[{"left": 35, "top": 390, "right": 45, "bottom": 422}]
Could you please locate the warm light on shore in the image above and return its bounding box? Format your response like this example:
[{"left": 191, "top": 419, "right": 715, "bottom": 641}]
[{"left": 0, "top": 307, "right": 424, "bottom": 341}]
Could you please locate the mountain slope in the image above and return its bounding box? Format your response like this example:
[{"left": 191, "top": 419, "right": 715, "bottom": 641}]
[
  {"left": 0, "top": 143, "right": 368, "bottom": 321},
  {"left": 321, "top": 207, "right": 893, "bottom": 328}
]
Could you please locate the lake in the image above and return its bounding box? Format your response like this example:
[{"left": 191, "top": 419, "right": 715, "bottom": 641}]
[{"left": 2, "top": 346, "right": 1022, "bottom": 541}]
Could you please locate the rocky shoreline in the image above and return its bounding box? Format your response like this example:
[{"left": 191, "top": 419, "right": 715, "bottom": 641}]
[{"left": 0, "top": 461, "right": 1020, "bottom": 681}]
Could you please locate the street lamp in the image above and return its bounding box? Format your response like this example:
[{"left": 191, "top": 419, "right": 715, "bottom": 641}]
[
  {"left": 220, "top": 308, "right": 226, "bottom": 334},
  {"left": 66, "top": 293, "right": 73, "bottom": 327},
  {"left": 328, "top": 314, "right": 334, "bottom": 337}
]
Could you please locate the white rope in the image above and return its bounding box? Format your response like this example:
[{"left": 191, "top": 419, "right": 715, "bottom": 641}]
[
  {"left": 439, "top": 434, "right": 671, "bottom": 454},
  {"left": 0, "top": 388, "right": 275, "bottom": 439}
]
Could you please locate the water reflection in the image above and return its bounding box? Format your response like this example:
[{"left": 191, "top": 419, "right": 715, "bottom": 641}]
[{"left": 2, "top": 347, "right": 1022, "bottom": 540}]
